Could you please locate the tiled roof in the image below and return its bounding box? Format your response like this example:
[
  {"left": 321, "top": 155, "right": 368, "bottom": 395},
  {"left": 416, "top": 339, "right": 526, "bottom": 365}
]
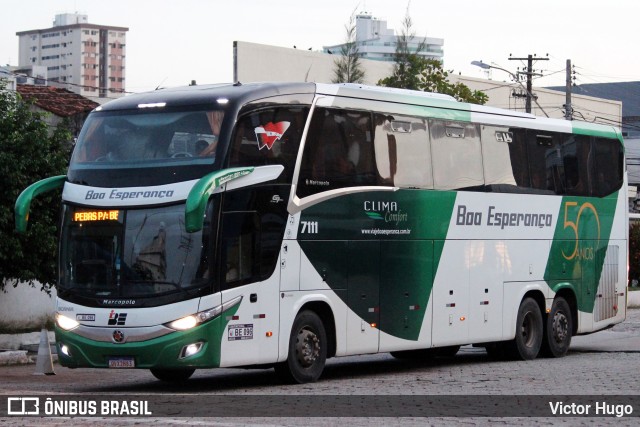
[{"left": 16, "top": 84, "right": 99, "bottom": 118}]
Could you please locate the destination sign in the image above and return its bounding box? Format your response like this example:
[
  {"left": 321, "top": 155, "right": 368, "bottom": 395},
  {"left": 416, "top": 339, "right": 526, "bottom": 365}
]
[{"left": 73, "top": 210, "right": 120, "bottom": 222}]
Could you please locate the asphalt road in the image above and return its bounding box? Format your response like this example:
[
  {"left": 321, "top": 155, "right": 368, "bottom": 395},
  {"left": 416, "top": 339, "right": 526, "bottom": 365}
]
[{"left": 1, "top": 309, "right": 639, "bottom": 426}]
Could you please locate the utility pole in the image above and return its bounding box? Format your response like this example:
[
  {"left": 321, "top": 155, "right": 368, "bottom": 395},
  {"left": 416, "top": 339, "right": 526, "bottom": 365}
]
[
  {"left": 564, "top": 59, "right": 574, "bottom": 120},
  {"left": 508, "top": 54, "right": 548, "bottom": 113}
]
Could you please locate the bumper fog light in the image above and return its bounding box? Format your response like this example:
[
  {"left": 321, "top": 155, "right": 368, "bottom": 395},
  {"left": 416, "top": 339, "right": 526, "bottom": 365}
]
[
  {"left": 179, "top": 342, "right": 204, "bottom": 359},
  {"left": 60, "top": 344, "right": 71, "bottom": 357}
]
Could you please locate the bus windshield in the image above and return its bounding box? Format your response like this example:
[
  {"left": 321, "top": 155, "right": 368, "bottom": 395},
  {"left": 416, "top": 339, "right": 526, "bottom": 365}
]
[
  {"left": 59, "top": 204, "right": 210, "bottom": 300},
  {"left": 70, "top": 108, "right": 224, "bottom": 169}
]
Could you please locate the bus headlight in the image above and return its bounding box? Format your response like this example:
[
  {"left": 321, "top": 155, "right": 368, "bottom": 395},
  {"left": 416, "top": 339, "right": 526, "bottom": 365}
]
[
  {"left": 56, "top": 313, "right": 80, "bottom": 331},
  {"left": 165, "top": 295, "right": 243, "bottom": 331},
  {"left": 169, "top": 315, "right": 199, "bottom": 330},
  {"left": 166, "top": 306, "right": 223, "bottom": 331}
]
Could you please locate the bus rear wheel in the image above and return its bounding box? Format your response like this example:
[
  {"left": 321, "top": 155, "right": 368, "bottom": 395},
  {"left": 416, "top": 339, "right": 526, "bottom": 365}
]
[
  {"left": 275, "top": 310, "right": 327, "bottom": 384},
  {"left": 150, "top": 368, "right": 195, "bottom": 382},
  {"left": 542, "top": 297, "right": 572, "bottom": 358},
  {"left": 507, "top": 297, "right": 543, "bottom": 360}
]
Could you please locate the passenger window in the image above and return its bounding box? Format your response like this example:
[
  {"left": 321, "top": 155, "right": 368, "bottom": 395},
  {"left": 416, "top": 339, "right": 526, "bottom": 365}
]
[
  {"left": 526, "top": 131, "right": 567, "bottom": 195},
  {"left": 593, "top": 137, "right": 624, "bottom": 197},
  {"left": 559, "top": 134, "right": 591, "bottom": 196},
  {"left": 220, "top": 212, "right": 260, "bottom": 290},
  {"left": 374, "top": 114, "right": 433, "bottom": 188},
  {"left": 430, "top": 120, "right": 483, "bottom": 190},
  {"left": 229, "top": 107, "right": 309, "bottom": 182},
  {"left": 297, "top": 108, "right": 377, "bottom": 198},
  {"left": 480, "top": 126, "right": 517, "bottom": 187}
]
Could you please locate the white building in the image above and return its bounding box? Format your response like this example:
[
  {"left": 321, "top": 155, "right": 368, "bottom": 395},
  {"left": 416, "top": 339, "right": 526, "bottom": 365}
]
[
  {"left": 16, "top": 13, "right": 128, "bottom": 100},
  {"left": 323, "top": 13, "right": 444, "bottom": 62}
]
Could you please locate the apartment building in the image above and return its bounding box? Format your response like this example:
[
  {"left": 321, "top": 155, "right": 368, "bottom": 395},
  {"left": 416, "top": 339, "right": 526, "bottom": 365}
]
[{"left": 16, "top": 13, "right": 128, "bottom": 99}]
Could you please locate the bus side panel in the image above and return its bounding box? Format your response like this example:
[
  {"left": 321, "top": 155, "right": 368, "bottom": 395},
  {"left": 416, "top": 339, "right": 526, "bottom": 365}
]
[
  {"left": 468, "top": 240, "right": 506, "bottom": 343},
  {"left": 378, "top": 240, "right": 434, "bottom": 352},
  {"left": 218, "top": 271, "right": 281, "bottom": 367},
  {"left": 431, "top": 240, "right": 469, "bottom": 347},
  {"left": 279, "top": 243, "right": 349, "bottom": 359},
  {"left": 346, "top": 241, "right": 380, "bottom": 355}
]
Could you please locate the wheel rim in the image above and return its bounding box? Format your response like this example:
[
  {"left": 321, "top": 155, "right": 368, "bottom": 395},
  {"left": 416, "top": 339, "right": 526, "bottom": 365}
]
[
  {"left": 552, "top": 311, "right": 569, "bottom": 344},
  {"left": 520, "top": 312, "right": 535, "bottom": 347},
  {"left": 295, "top": 327, "right": 320, "bottom": 368}
]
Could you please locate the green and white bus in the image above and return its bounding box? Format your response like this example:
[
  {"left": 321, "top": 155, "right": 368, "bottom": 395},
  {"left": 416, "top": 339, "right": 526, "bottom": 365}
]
[{"left": 16, "top": 82, "right": 628, "bottom": 383}]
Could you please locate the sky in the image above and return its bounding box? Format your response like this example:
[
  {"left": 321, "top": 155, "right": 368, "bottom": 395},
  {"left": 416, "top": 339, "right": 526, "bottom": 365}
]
[{"left": 1, "top": 0, "right": 638, "bottom": 93}]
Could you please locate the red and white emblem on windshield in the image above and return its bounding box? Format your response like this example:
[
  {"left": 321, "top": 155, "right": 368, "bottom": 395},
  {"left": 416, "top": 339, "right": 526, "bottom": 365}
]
[{"left": 254, "top": 121, "right": 290, "bottom": 150}]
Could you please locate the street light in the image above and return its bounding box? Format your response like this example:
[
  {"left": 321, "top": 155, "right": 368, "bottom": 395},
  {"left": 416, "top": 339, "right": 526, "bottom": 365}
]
[{"left": 471, "top": 60, "right": 548, "bottom": 117}]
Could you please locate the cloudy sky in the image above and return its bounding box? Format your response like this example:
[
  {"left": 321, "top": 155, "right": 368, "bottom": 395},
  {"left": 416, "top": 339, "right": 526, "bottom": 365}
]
[{"left": 1, "top": 0, "right": 637, "bottom": 93}]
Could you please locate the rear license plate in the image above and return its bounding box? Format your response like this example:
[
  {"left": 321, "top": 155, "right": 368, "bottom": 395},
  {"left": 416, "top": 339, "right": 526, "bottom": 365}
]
[{"left": 108, "top": 357, "right": 135, "bottom": 368}]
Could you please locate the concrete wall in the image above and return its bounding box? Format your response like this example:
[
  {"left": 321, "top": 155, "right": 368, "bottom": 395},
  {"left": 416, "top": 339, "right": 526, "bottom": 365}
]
[
  {"left": 0, "top": 282, "right": 56, "bottom": 331},
  {"left": 234, "top": 41, "right": 392, "bottom": 86}
]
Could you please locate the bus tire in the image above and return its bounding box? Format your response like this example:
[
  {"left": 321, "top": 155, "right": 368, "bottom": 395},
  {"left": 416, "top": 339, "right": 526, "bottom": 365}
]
[
  {"left": 507, "top": 297, "right": 543, "bottom": 360},
  {"left": 150, "top": 368, "right": 195, "bottom": 382},
  {"left": 542, "top": 297, "right": 572, "bottom": 358},
  {"left": 275, "top": 310, "right": 327, "bottom": 384}
]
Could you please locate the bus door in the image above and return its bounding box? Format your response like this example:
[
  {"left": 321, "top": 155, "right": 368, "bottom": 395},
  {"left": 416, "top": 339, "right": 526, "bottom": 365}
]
[{"left": 217, "top": 207, "right": 276, "bottom": 365}]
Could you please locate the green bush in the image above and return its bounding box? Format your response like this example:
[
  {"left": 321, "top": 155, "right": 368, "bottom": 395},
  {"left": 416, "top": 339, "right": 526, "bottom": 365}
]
[{"left": 0, "top": 79, "right": 71, "bottom": 292}]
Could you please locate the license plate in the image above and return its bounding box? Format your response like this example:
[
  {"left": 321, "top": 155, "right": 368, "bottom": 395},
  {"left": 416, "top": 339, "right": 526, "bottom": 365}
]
[
  {"left": 228, "top": 324, "right": 253, "bottom": 341},
  {"left": 108, "top": 357, "right": 135, "bottom": 368}
]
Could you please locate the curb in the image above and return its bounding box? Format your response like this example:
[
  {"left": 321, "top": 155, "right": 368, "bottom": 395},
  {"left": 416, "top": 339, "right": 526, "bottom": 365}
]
[
  {"left": 0, "top": 331, "right": 57, "bottom": 366},
  {"left": 0, "top": 350, "right": 58, "bottom": 366},
  {"left": 0, "top": 331, "right": 55, "bottom": 351}
]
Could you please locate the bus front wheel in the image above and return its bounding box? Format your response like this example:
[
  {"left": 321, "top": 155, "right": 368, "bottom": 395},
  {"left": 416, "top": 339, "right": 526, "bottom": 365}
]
[
  {"left": 508, "top": 297, "right": 543, "bottom": 360},
  {"left": 275, "top": 310, "right": 327, "bottom": 384},
  {"left": 150, "top": 368, "right": 195, "bottom": 382}
]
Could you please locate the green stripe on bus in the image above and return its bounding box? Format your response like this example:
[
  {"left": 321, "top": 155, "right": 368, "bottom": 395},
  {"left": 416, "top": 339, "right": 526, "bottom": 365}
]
[
  {"left": 571, "top": 121, "right": 619, "bottom": 139},
  {"left": 545, "top": 192, "right": 619, "bottom": 313},
  {"left": 299, "top": 190, "right": 456, "bottom": 340}
]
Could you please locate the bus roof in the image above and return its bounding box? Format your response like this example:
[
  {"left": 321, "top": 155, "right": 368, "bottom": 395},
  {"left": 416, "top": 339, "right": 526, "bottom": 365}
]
[
  {"left": 97, "top": 82, "right": 316, "bottom": 111},
  {"left": 94, "top": 82, "right": 620, "bottom": 140}
]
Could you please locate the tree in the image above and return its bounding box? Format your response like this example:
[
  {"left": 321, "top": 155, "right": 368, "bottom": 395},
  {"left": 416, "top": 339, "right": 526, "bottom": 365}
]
[
  {"left": 417, "top": 58, "right": 489, "bottom": 105},
  {"left": 0, "top": 79, "right": 71, "bottom": 292},
  {"left": 332, "top": 9, "right": 365, "bottom": 84},
  {"left": 378, "top": 8, "right": 488, "bottom": 105},
  {"left": 378, "top": 12, "right": 425, "bottom": 90}
]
